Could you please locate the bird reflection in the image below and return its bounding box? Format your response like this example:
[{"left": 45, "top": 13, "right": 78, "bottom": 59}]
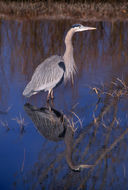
[{"left": 24, "top": 103, "right": 93, "bottom": 171}]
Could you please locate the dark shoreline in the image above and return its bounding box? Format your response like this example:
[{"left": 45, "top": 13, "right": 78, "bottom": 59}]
[{"left": 0, "top": 1, "right": 128, "bottom": 21}]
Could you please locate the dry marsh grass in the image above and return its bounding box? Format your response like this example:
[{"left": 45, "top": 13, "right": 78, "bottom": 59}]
[{"left": 0, "top": 1, "right": 128, "bottom": 20}]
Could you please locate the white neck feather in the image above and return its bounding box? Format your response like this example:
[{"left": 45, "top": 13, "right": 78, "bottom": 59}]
[{"left": 63, "top": 29, "right": 77, "bottom": 82}]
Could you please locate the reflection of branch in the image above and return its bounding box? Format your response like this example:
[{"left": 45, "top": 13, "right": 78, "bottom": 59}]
[
  {"left": 78, "top": 126, "right": 128, "bottom": 190},
  {"left": 38, "top": 151, "right": 65, "bottom": 183},
  {"left": 96, "top": 127, "right": 128, "bottom": 165}
]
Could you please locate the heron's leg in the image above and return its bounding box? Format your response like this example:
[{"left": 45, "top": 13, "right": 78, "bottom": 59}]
[
  {"left": 50, "top": 90, "right": 54, "bottom": 99},
  {"left": 47, "top": 89, "right": 54, "bottom": 102},
  {"left": 47, "top": 90, "right": 51, "bottom": 102}
]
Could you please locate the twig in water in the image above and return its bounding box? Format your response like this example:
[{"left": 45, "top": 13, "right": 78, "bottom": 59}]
[
  {"left": 117, "top": 78, "right": 127, "bottom": 88},
  {"left": 71, "top": 111, "right": 83, "bottom": 129},
  {"left": 12, "top": 114, "right": 27, "bottom": 134},
  {"left": 0, "top": 120, "right": 9, "bottom": 131},
  {"left": 21, "top": 148, "right": 26, "bottom": 172}
]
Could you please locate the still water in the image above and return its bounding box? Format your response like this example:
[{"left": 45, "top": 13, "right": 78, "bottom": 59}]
[{"left": 0, "top": 19, "right": 128, "bottom": 190}]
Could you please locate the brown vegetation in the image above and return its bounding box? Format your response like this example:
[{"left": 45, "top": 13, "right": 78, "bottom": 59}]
[{"left": 0, "top": 0, "right": 128, "bottom": 20}]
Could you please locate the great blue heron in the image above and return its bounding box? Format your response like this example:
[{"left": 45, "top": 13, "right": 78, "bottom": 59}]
[{"left": 23, "top": 24, "right": 96, "bottom": 101}]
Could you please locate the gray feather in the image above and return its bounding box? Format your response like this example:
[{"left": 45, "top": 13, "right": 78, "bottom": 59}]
[{"left": 23, "top": 55, "right": 64, "bottom": 97}]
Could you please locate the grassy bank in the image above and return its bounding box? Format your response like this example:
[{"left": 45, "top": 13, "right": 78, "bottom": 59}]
[{"left": 0, "top": 0, "right": 128, "bottom": 20}]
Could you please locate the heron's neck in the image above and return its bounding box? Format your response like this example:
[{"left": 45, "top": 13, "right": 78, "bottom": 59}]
[
  {"left": 63, "top": 29, "right": 74, "bottom": 61},
  {"left": 63, "top": 29, "right": 77, "bottom": 81}
]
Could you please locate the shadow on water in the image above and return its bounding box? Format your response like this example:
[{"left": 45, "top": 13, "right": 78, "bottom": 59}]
[{"left": 0, "top": 19, "right": 128, "bottom": 190}]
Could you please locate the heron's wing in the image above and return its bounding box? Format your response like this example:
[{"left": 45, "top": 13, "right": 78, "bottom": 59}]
[{"left": 30, "top": 55, "right": 65, "bottom": 92}]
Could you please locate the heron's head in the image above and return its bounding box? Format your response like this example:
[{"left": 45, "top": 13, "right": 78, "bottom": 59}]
[{"left": 71, "top": 24, "right": 96, "bottom": 33}]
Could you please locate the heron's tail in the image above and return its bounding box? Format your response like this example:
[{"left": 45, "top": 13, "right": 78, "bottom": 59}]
[{"left": 23, "top": 82, "right": 37, "bottom": 97}]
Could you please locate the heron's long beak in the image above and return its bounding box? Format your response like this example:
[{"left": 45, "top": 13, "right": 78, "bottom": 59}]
[
  {"left": 85, "top": 26, "right": 96, "bottom": 31},
  {"left": 77, "top": 26, "right": 96, "bottom": 32}
]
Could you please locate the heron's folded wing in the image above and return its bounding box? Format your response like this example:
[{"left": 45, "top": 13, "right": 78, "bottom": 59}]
[{"left": 30, "top": 55, "right": 65, "bottom": 91}]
